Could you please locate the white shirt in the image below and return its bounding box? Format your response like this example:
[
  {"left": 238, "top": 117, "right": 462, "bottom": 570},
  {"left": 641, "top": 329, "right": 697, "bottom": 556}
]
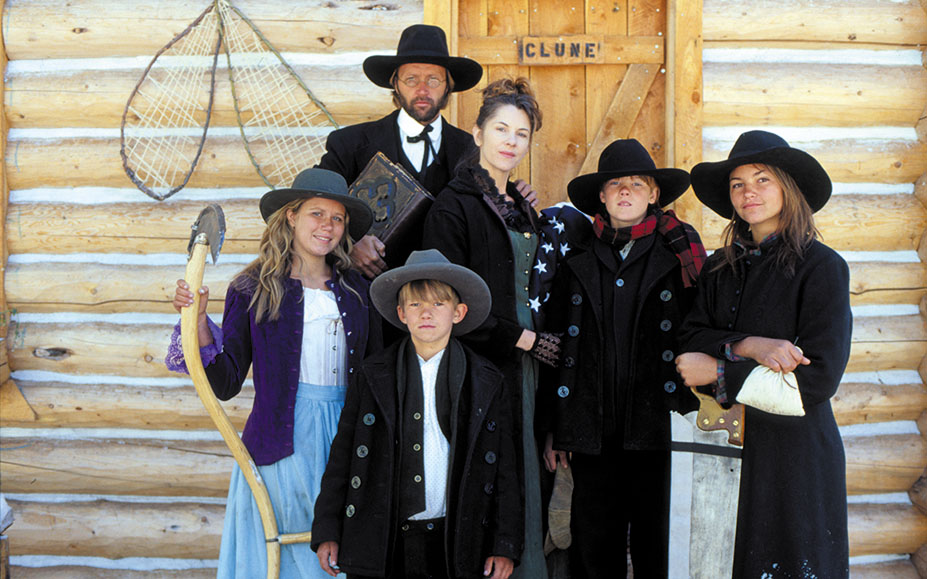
[
  {"left": 409, "top": 348, "right": 450, "bottom": 520},
  {"left": 397, "top": 107, "right": 443, "bottom": 173},
  {"left": 298, "top": 287, "right": 347, "bottom": 385}
]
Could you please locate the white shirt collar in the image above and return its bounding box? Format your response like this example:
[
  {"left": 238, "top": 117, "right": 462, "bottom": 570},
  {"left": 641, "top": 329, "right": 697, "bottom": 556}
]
[{"left": 397, "top": 107, "right": 443, "bottom": 142}]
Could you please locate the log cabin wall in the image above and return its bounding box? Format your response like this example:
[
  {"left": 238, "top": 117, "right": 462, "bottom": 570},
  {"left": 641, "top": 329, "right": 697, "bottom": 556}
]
[
  {"left": 699, "top": 0, "right": 927, "bottom": 576},
  {"left": 0, "top": 1, "right": 926, "bottom": 578}
]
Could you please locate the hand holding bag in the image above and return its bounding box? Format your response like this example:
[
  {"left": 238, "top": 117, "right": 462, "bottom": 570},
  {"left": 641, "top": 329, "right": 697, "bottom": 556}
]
[{"left": 736, "top": 365, "right": 805, "bottom": 416}]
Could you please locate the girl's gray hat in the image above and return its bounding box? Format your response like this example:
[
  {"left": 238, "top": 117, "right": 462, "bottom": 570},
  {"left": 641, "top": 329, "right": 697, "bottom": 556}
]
[{"left": 370, "top": 249, "right": 491, "bottom": 335}]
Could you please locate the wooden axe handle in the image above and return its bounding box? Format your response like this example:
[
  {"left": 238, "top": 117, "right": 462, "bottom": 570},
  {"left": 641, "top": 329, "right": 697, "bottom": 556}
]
[{"left": 181, "top": 240, "right": 284, "bottom": 578}]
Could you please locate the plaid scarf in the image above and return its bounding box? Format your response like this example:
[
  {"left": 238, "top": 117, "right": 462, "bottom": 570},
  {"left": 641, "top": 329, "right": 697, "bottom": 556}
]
[{"left": 592, "top": 208, "right": 706, "bottom": 287}]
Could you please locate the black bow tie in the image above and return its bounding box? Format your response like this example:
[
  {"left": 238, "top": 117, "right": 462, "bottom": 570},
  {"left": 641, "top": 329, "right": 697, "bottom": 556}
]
[{"left": 407, "top": 124, "right": 438, "bottom": 175}]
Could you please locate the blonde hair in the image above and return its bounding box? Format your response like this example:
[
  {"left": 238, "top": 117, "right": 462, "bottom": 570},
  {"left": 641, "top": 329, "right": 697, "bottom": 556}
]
[
  {"left": 717, "top": 163, "right": 818, "bottom": 277},
  {"left": 475, "top": 77, "right": 542, "bottom": 134},
  {"left": 234, "top": 198, "right": 356, "bottom": 322},
  {"left": 398, "top": 279, "right": 460, "bottom": 308}
]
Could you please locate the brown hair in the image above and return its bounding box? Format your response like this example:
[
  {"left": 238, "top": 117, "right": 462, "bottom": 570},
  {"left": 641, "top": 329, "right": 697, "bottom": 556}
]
[
  {"left": 234, "top": 198, "right": 357, "bottom": 322},
  {"left": 475, "top": 77, "right": 542, "bottom": 134},
  {"left": 398, "top": 279, "right": 461, "bottom": 308},
  {"left": 716, "top": 163, "right": 819, "bottom": 277}
]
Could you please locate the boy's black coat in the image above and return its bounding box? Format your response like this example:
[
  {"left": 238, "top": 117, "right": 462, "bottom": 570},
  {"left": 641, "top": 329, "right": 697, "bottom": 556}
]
[{"left": 312, "top": 338, "right": 523, "bottom": 577}]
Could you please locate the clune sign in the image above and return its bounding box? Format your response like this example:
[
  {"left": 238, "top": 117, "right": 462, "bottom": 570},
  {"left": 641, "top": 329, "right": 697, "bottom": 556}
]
[{"left": 519, "top": 36, "right": 604, "bottom": 65}]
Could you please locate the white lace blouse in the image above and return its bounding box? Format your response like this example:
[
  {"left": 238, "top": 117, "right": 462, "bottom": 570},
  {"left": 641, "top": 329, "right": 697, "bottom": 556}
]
[{"left": 299, "top": 287, "right": 347, "bottom": 386}]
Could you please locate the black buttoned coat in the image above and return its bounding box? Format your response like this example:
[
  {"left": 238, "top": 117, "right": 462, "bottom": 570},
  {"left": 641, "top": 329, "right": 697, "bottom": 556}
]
[
  {"left": 317, "top": 110, "right": 476, "bottom": 192},
  {"left": 312, "top": 339, "right": 523, "bottom": 578},
  {"left": 538, "top": 234, "right": 699, "bottom": 453},
  {"left": 679, "top": 239, "right": 852, "bottom": 578}
]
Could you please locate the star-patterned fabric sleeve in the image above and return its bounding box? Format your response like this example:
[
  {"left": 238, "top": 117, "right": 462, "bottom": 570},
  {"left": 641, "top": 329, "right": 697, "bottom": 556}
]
[{"left": 531, "top": 204, "right": 592, "bottom": 329}]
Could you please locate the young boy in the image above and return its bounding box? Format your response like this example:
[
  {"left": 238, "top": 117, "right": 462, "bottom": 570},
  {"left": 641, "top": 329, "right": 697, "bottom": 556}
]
[
  {"left": 537, "top": 139, "right": 706, "bottom": 578},
  {"left": 313, "top": 249, "right": 523, "bottom": 579}
]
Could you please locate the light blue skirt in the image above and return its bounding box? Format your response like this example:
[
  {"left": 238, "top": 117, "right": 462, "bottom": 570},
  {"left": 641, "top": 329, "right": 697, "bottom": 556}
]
[{"left": 217, "top": 383, "right": 345, "bottom": 579}]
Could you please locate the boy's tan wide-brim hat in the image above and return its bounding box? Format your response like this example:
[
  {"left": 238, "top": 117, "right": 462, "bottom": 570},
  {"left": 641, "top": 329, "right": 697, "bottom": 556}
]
[{"left": 370, "top": 249, "right": 491, "bottom": 335}]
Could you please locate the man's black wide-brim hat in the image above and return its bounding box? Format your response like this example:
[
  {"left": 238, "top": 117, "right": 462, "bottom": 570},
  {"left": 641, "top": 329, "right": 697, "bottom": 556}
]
[
  {"left": 690, "top": 130, "right": 832, "bottom": 219},
  {"left": 363, "top": 24, "right": 483, "bottom": 92}
]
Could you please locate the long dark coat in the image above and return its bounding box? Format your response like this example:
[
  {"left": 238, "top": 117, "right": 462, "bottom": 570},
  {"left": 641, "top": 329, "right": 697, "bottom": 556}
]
[
  {"left": 316, "top": 110, "right": 476, "bottom": 191},
  {"left": 679, "top": 238, "right": 852, "bottom": 578},
  {"left": 311, "top": 339, "right": 523, "bottom": 578},
  {"left": 538, "top": 234, "right": 699, "bottom": 454}
]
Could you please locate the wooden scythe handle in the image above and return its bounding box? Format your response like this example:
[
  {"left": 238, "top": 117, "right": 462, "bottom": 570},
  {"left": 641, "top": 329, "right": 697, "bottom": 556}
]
[{"left": 180, "top": 237, "right": 285, "bottom": 579}]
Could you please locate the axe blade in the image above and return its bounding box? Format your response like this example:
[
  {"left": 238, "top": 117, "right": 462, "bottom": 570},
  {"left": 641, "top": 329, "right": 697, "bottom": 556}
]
[{"left": 187, "top": 203, "right": 226, "bottom": 264}]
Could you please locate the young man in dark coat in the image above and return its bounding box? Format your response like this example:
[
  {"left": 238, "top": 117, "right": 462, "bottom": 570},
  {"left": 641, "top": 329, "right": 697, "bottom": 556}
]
[
  {"left": 537, "top": 140, "right": 706, "bottom": 578},
  {"left": 313, "top": 249, "right": 523, "bottom": 579},
  {"left": 316, "top": 25, "right": 481, "bottom": 276}
]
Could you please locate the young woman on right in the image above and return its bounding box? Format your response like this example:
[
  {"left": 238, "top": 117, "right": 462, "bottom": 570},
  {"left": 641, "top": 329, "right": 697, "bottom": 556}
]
[{"left": 675, "top": 130, "right": 852, "bottom": 578}]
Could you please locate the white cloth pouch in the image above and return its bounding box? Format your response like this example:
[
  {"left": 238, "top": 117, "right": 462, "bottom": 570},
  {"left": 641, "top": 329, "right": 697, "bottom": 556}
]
[{"left": 736, "top": 366, "right": 805, "bottom": 416}]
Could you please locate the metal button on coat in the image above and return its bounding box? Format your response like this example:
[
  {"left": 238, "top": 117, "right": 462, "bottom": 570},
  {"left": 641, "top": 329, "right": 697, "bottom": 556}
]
[
  {"left": 414, "top": 475, "right": 422, "bottom": 483},
  {"left": 363, "top": 413, "right": 375, "bottom": 426},
  {"left": 660, "top": 320, "right": 672, "bottom": 331},
  {"left": 615, "top": 278, "right": 625, "bottom": 287},
  {"left": 351, "top": 476, "right": 361, "bottom": 489},
  {"left": 564, "top": 356, "right": 575, "bottom": 368},
  {"left": 413, "top": 412, "right": 422, "bottom": 420},
  {"left": 567, "top": 325, "right": 579, "bottom": 337},
  {"left": 356, "top": 445, "right": 368, "bottom": 458},
  {"left": 557, "top": 386, "right": 570, "bottom": 398},
  {"left": 426, "top": 522, "right": 435, "bottom": 530},
  {"left": 486, "top": 420, "right": 497, "bottom": 432},
  {"left": 484, "top": 482, "right": 494, "bottom": 495},
  {"left": 662, "top": 350, "right": 674, "bottom": 362},
  {"left": 484, "top": 451, "right": 497, "bottom": 464},
  {"left": 413, "top": 443, "right": 422, "bottom": 451},
  {"left": 402, "top": 523, "right": 410, "bottom": 531},
  {"left": 664, "top": 381, "right": 677, "bottom": 393},
  {"left": 571, "top": 293, "right": 583, "bottom": 305},
  {"left": 660, "top": 290, "right": 673, "bottom": 302},
  {"left": 346, "top": 504, "right": 356, "bottom": 517}
]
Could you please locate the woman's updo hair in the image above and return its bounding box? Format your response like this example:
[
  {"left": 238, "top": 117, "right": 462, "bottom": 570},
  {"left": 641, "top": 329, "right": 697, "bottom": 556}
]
[{"left": 475, "top": 77, "right": 542, "bottom": 134}]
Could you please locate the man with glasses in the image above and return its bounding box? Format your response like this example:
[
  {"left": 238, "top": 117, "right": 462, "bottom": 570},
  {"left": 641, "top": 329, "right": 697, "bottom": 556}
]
[{"left": 318, "top": 24, "right": 534, "bottom": 276}]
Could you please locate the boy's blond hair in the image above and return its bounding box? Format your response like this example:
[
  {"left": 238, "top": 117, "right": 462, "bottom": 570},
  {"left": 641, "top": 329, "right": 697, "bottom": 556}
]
[{"left": 398, "top": 279, "right": 461, "bottom": 307}]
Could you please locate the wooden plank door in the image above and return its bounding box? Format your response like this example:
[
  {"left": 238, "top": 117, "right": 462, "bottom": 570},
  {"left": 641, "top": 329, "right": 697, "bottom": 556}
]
[{"left": 429, "top": 0, "right": 688, "bottom": 211}]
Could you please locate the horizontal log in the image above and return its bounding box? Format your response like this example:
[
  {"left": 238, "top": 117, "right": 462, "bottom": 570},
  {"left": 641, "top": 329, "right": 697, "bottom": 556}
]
[
  {"left": 8, "top": 323, "right": 174, "bottom": 377},
  {"left": 703, "top": 0, "right": 927, "bottom": 44},
  {"left": 849, "top": 559, "right": 919, "bottom": 579},
  {"left": 2, "top": 0, "right": 419, "bottom": 60},
  {"left": 703, "top": 138, "right": 927, "bottom": 185},
  {"left": 6, "top": 199, "right": 264, "bottom": 255},
  {"left": 5, "top": 262, "right": 242, "bottom": 314},
  {"left": 0, "top": 438, "right": 232, "bottom": 496},
  {"left": 1, "top": 381, "right": 252, "bottom": 430},
  {"left": 704, "top": 63, "right": 927, "bottom": 127},
  {"left": 5, "top": 498, "right": 923, "bottom": 560},
  {"left": 10, "top": 567, "right": 214, "bottom": 579},
  {"left": 5, "top": 498, "right": 222, "bottom": 559},
  {"left": 848, "top": 261, "right": 927, "bottom": 306},
  {"left": 844, "top": 434, "right": 927, "bottom": 495},
  {"left": 8, "top": 315, "right": 919, "bottom": 377},
  {"left": 833, "top": 382, "right": 927, "bottom": 426},
  {"left": 699, "top": 193, "right": 927, "bottom": 252},
  {"left": 9, "top": 134, "right": 927, "bottom": 192},
  {"left": 849, "top": 503, "right": 927, "bottom": 557},
  {"left": 0, "top": 430, "right": 917, "bottom": 496},
  {"left": 4, "top": 66, "right": 394, "bottom": 129}
]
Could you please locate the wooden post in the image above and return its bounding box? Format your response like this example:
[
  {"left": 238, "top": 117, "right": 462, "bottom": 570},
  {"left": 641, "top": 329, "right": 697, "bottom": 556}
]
[
  {"left": 665, "top": 0, "right": 703, "bottom": 231},
  {"left": 425, "top": 0, "right": 460, "bottom": 126}
]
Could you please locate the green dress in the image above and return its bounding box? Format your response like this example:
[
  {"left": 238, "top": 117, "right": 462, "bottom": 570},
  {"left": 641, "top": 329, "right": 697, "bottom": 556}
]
[{"left": 509, "top": 229, "right": 548, "bottom": 579}]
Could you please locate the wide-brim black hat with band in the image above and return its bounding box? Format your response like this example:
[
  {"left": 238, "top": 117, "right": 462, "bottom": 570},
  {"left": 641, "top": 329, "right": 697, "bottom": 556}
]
[
  {"left": 259, "top": 168, "right": 374, "bottom": 242},
  {"left": 370, "top": 249, "right": 491, "bottom": 336},
  {"left": 363, "top": 24, "right": 483, "bottom": 93},
  {"left": 690, "top": 130, "right": 832, "bottom": 219},
  {"left": 567, "top": 139, "right": 691, "bottom": 216}
]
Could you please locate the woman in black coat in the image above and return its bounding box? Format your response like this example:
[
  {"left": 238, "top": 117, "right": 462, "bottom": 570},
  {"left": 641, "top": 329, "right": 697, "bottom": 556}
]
[
  {"left": 675, "top": 130, "right": 852, "bottom": 578},
  {"left": 422, "top": 77, "right": 553, "bottom": 579}
]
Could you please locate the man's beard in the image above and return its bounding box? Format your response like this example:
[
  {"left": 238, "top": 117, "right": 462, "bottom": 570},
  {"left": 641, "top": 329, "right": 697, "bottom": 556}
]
[{"left": 399, "top": 90, "right": 449, "bottom": 124}]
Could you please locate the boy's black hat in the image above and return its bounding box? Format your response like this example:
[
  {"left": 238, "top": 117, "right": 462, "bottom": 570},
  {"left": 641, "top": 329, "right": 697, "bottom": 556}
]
[
  {"left": 567, "top": 139, "right": 691, "bottom": 215},
  {"left": 690, "top": 130, "right": 832, "bottom": 219},
  {"left": 370, "top": 249, "right": 491, "bottom": 335},
  {"left": 363, "top": 25, "right": 483, "bottom": 92},
  {"left": 259, "top": 168, "right": 374, "bottom": 241}
]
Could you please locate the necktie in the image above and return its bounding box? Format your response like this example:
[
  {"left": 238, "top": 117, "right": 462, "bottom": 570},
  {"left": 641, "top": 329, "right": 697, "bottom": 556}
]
[{"left": 406, "top": 124, "right": 436, "bottom": 176}]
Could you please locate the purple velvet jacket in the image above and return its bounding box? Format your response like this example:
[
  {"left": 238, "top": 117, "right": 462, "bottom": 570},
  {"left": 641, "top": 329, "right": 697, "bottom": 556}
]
[{"left": 167, "top": 269, "right": 379, "bottom": 465}]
